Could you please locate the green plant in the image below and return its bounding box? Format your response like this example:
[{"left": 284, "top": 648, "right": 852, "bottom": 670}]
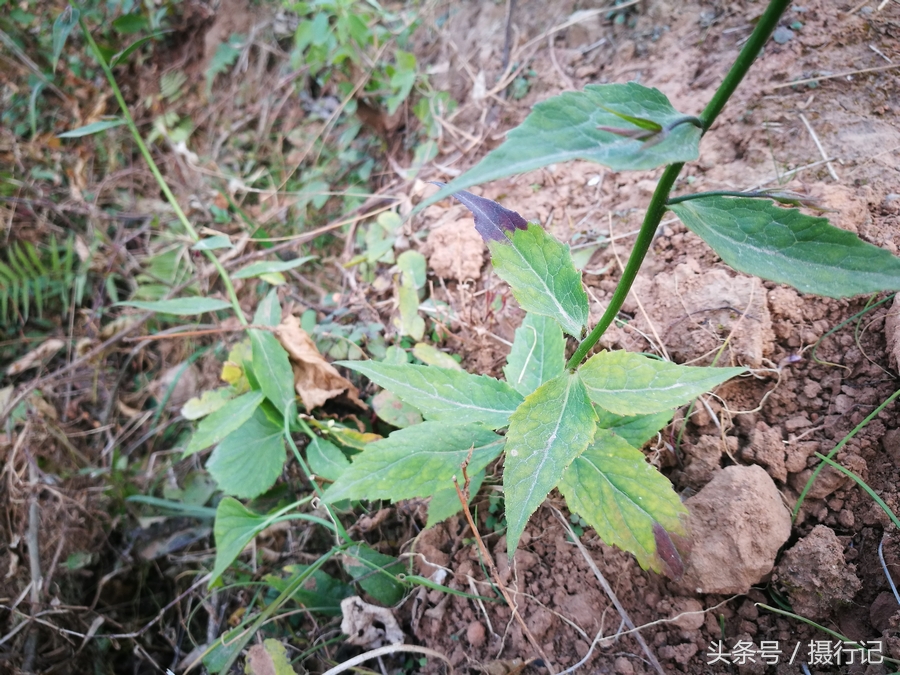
[{"left": 317, "top": 0, "right": 900, "bottom": 575}]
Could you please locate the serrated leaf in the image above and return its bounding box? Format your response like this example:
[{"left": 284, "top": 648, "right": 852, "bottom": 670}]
[
  {"left": 504, "top": 313, "right": 565, "bottom": 396},
  {"left": 426, "top": 469, "right": 485, "bottom": 528},
  {"left": 669, "top": 196, "right": 900, "bottom": 298},
  {"left": 425, "top": 84, "right": 701, "bottom": 206},
  {"left": 307, "top": 436, "right": 350, "bottom": 482},
  {"left": 503, "top": 372, "right": 597, "bottom": 555},
  {"left": 183, "top": 390, "right": 264, "bottom": 456},
  {"left": 233, "top": 256, "right": 315, "bottom": 279},
  {"left": 324, "top": 422, "right": 504, "bottom": 503},
  {"left": 58, "top": 118, "right": 127, "bottom": 138},
  {"left": 250, "top": 330, "right": 295, "bottom": 417},
  {"left": 343, "top": 543, "right": 406, "bottom": 605},
  {"left": 337, "top": 361, "right": 523, "bottom": 429},
  {"left": 117, "top": 297, "right": 232, "bottom": 315},
  {"left": 206, "top": 409, "right": 285, "bottom": 498},
  {"left": 210, "top": 497, "right": 268, "bottom": 585},
  {"left": 491, "top": 223, "right": 589, "bottom": 337},
  {"left": 51, "top": 6, "right": 79, "bottom": 73},
  {"left": 558, "top": 429, "right": 689, "bottom": 578},
  {"left": 444, "top": 191, "right": 588, "bottom": 336},
  {"left": 594, "top": 408, "right": 673, "bottom": 448},
  {"left": 371, "top": 390, "right": 423, "bottom": 428},
  {"left": 578, "top": 351, "right": 744, "bottom": 416}
]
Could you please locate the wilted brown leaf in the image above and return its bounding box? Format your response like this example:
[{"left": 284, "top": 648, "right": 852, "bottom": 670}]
[
  {"left": 275, "top": 315, "right": 366, "bottom": 411},
  {"left": 7, "top": 338, "right": 65, "bottom": 375}
]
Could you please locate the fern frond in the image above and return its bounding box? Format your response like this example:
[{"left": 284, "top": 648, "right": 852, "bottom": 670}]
[{"left": 0, "top": 236, "right": 83, "bottom": 327}]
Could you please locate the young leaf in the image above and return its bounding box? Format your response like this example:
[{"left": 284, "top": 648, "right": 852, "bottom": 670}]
[
  {"left": 232, "top": 256, "right": 315, "bottom": 279},
  {"left": 191, "top": 235, "right": 232, "bottom": 251},
  {"left": 206, "top": 409, "right": 285, "bottom": 498},
  {"left": 307, "top": 435, "right": 350, "bottom": 482},
  {"left": 558, "top": 429, "right": 689, "bottom": 578},
  {"left": 343, "top": 544, "right": 406, "bottom": 606},
  {"left": 117, "top": 297, "right": 231, "bottom": 315},
  {"left": 250, "top": 330, "right": 295, "bottom": 417},
  {"left": 503, "top": 372, "right": 597, "bottom": 555},
  {"left": 210, "top": 497, "right": 268, "bottom": 585},
  {"left": 446, "top": 190, "right": 588, "bottom": 337},
  {"left": 426, "top": 83, "right": 701, "bottom": 206},
  {"left": 181, "top": 387, "right": 234, "bottom": 420},
  {"left": 57, "top": 118, "right": 127, "bottom": 138},
  {"left": 51, "top": 6, "right": 79, "bottom": 73},
  {"left": 594, "top": 407, "right": 673, "bottom": 449},
  {"left": 426, "top": 469, "right": 485, "bottom": 528},
  {"left": 323, "top": 422, "right": 504, "bottom": 503},
  {"left": 669, "top": 196, "right": 900, "bottom": 298},
  {"left": 411, "top": 343, "right": 462, "bottom": 370},
  {"left": 504, "top": 313, "right": 565, "bottom": 396},
  {"left": 253, "top": 289, "right": 282, "bottom": 327},
  {"left": 578, "top": 351, "right": 744, "bottom": 416},
  {"left": 371, "top": 390, "right": 423, "bottom": 428},
  {"left": 337, "top": 361, "right": 523, "bottom": 429},
  {"left": 183, "top": 390, "right": 265, "bottom": 457}
]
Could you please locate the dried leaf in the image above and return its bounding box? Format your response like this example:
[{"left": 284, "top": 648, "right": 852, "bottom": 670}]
[
  {"left": 7, "top": 338, "right": 65, "bottom": 375},
  {"left": 275, "top": 316, "right": 366, "bottom": 411}
]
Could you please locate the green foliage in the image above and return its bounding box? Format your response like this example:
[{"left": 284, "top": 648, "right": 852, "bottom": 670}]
[
  {"left": 669, "top": 196, "right": 900, "bottom": 297},
  {"left": 117, "top": 297, "right": 232, "bottom": 315},
  {"left": 0, "top": 237, "right": 85, "bottom": 327},
  {"left": 503, "top": 313, "right": 565, "bottom": 396},
  {"left": 424, "top": 83, "right": 702, "bottom": 208}
]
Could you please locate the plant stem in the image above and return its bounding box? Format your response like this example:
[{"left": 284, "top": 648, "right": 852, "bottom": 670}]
[
  {"left": 699, "top": 0, "right": 792, "bottom": 130},
  {"left": 567, "top": 0, "right": 791, "bottom": 368},
  {"left": 80, "top": 20, "right": 247, "bottom": 325},
  {"left": 567, "top": 163, "right": 682, "bottom": 369}
]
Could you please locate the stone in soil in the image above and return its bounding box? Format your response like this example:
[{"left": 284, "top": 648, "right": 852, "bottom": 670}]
[
  {"left": 680, "top": 465, "right": 791, "bottom": 595},
  {"left": 773, "top": 524, "right": 861, "bottom": 622}
]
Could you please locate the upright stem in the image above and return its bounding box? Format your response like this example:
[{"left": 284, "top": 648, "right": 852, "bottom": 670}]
[
  {"left": 80, "top": 20, "right": 247, "bottom": 325},
  {"left": 566, "top": 0, "right": 791, "bottom": 369}
]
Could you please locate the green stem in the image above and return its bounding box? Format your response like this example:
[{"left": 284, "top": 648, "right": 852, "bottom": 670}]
[
  {"left": 567, "top": 163, "right": 682, "bottom": 369},
  {"left": 80, "top": 19, "right": 247, "bottom": 325},
  {"left": 567, "top": 0, "right": 791, "bottom": 369},
  {"left": 699, "top": 0, "right": 792, "bottom": 130}
]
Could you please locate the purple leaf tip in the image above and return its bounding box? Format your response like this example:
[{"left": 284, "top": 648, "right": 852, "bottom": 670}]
[
  {"left": 432, "top": 182, "right": 527, "bottom": 243},
  {"left": 653, "top": 521, "right": 688, "bottom": 580}
]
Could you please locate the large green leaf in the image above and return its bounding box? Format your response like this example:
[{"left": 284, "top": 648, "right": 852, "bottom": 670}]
[
  {"left": 558, "top": 429, "right": 689, "bottom": 578},
  {"left": 250, "top": 330, "right": 295, "bottom": 417},
  {"left": 337, "top": 361, "right": 523, "bottom": 429},
  {"left": 594, "top": 408, "right": 673, "bottom": 449},
  {"left": 117, "top": 297, "right": 231, "bottom": 315},
  {"left": 503, "top": 372, "right": 597, "bottom": 555},
  {"left": 446, "top": 190, "right": 589, "bottom": 337},
  {"left": 210, "top": 497, "right": 268, "bottom": 585},
  {"left": 263, "top": 565, "right": 353, "bottom": 616},
  {"left": 306, "top": 436, "right": 350, "bottom": 482},
  {"left": 669, "top": 196, "right": 900, "bottom": 298},
  {"left": 183, "top": 390, "right": 264, "bottom": 457},
  {"left": 503, "top": 313, "right": 565, "bottom": 396},
  {"left": 206, "top": 409, "right": 285, "bottom": 498},
  {"left": 253, "top": 289, "right": 282, "bottom": 327},
  {"left": 425, "top": 83, "right": 701, "bottom": 206},
  {"left": 578, "top": 351, "right": 744, "bottom": 416},
  {"left": 324, "top": 422, "right": 504, "bottom": 503}
]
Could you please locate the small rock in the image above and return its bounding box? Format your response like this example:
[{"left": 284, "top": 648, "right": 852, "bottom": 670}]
[
  {"left": 613, "top": 656, "right": 634, "bottom": 674},
  {"left": 773, "top": 26, "right": 795, "bottom": 43},
  {"left": 671, "top": 598, "right": 705, "bottom": 630},
  {"left": 870, "top": 591, "right": 900, "bottom": 633},
  {"left": 466, "top": 621, "right": 486, "bottom": 648},
  {"left": 743, "top": 421, "right": 787, "bottom": 482},
  {"left": 774, "top": 525, "right": 861, "bottom": 621},
  {"left": 681, "top": 465, "right": 792, "bottom": 595}
]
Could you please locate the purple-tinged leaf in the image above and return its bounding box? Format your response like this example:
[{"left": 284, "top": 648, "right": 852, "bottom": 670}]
[
  {"left": 433, "top": 182, "right": 527, "bottom": 243},
  {"left": 653, "top": 521, "right": 689, "bottom": 580}
]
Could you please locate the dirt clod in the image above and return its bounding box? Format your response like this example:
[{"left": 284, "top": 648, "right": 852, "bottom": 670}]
[
  {"left": 681, "top": 465, "right": 791, "bottom": 595},
  {"left": 426, "top": 219, "right": 485, "bottom": 281},
  {"left": 774, "top": 525, "right": 862, "bottom": 621}
]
